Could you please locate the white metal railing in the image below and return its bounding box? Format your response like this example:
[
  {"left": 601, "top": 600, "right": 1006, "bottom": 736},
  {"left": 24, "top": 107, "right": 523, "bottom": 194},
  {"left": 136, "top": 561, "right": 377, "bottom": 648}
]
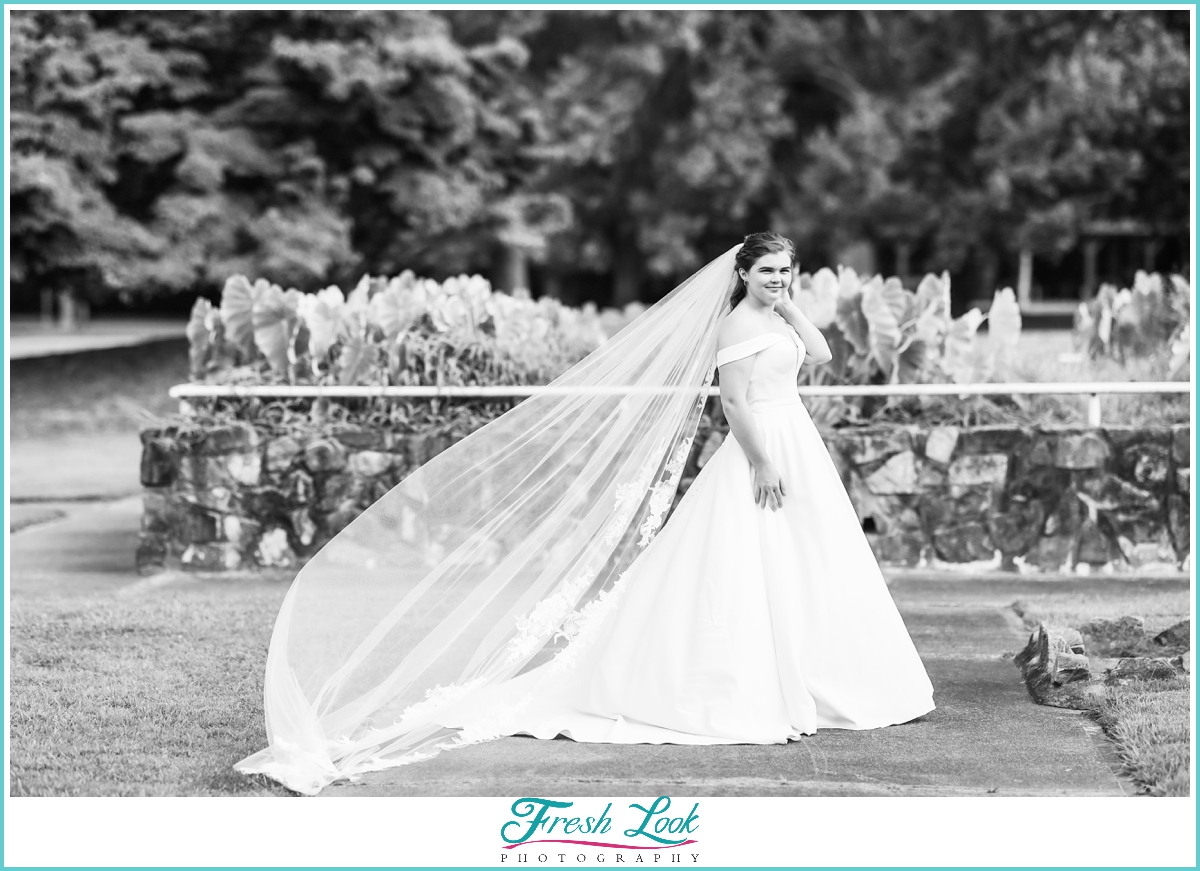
[{"left": 169, "top": 381, "right": 1190, "bottom": 427}]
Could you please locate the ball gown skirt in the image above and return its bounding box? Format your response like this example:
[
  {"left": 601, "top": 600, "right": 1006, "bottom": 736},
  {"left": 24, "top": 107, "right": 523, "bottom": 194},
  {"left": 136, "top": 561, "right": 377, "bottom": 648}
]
[{"left": 430, "top": 315, "right": 936, "bottom": 745}]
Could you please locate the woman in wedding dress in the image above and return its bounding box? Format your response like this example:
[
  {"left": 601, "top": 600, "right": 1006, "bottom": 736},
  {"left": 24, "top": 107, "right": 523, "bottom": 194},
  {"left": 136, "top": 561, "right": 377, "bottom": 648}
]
[
  {"left": 235, "top": 232, "right": 935, "bottom": 795},
  {"left": 428, "top": 232, "right": 936, "bottom": 745}
]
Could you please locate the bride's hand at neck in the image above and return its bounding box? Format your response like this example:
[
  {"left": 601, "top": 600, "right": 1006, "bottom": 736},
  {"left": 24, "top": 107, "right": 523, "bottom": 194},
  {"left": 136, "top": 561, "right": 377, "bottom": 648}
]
[{"left": 774, "top": 288, "right": 833, "bottom": 365}]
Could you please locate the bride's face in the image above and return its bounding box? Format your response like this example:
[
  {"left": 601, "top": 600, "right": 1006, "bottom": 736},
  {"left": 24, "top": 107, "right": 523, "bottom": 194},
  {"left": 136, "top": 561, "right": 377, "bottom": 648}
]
[{"left": 739, "top": 251, "right": 794, "bottom": 306}]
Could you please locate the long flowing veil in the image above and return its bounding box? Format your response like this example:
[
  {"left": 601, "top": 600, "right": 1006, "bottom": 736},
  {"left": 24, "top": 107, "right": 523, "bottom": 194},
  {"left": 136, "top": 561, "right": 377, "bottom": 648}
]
[{"left": 234, "top": 244, "right": 743, "bottom": 795}]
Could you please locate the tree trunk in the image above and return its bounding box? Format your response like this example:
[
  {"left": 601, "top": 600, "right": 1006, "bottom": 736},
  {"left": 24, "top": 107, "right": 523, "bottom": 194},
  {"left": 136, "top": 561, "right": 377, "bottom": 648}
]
[
  {"left": 1017, "top": 248, "right": 1034, "bottom": 307},
  {"left": 611, "top": 251, "right": 642, "bottom": 308},
  {"left": 541, "top": 272, "right": 563, "bottom": 301},
  {"left": 1082, "top": 239, "right": 1101, "bottom": 299},
  {"left": 976, "top": 248, "right": 1000, "bottom": 311},
  {"left": 495, "top": 244, "right": 529, "bottom": 294},
  {"left": 895, "top": 242, "right": 912, "bottom": 281},
  {"left": 56, "top": 289, "right": 87, "bottom": 332},
  {"left": 1143, "top": 239, "right": 1162, "bottom": 272}
]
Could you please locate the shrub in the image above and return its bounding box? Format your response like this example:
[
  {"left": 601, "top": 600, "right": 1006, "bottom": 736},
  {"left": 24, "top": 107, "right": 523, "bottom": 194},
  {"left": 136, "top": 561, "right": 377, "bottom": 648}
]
[
  {"left": 790, "top": 267, "right": 1022, "bottom": 426},
  {"left": 179, "top": 264, "right": 1185, "bottom": 432},
  {"left": 1073, "top": 272, "right": 1190, "bottom": 378},
  {"left": 186, "top": 272, "right": 615, "bottom": 389}
]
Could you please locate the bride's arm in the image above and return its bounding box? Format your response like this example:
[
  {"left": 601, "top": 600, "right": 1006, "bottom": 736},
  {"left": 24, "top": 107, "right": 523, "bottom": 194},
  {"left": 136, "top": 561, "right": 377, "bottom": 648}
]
[
  {"left": 775, "top": 299, "right": 833, "bottom": 365},
  {"left": 716, "top": 320, "right": 787, "bottom": 510},
  {"left": 715, "top": 353, "right": 772, "bottom": 473}
]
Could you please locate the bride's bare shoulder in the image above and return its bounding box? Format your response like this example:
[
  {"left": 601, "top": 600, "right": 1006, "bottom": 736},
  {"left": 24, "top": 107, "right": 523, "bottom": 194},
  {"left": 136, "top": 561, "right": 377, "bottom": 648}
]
[{"left": 717, "top": 309, "right": 761, "bottom": 349}]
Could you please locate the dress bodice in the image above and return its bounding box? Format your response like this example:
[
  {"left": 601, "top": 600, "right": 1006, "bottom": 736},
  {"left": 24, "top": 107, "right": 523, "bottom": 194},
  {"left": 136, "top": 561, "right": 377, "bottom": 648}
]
[{"left": 715, "top": 312, "right": 806, "bottom": 411}]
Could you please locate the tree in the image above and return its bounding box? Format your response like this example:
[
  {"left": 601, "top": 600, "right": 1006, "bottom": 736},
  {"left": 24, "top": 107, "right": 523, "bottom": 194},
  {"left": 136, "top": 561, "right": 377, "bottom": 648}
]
[
  {"left": 771, "top": 10, "right": 1190, "bottom": 299},
  {"left": 488, "top": 11, "right": 799, "bottom": 305},
  {"left": 10, "top": 9, "right": 567, "bottom": 312},
  {"left": 11, "top": 10, "right": 1188, "bottom": 314},
  {"left": 10, "top": 12, "right": 180, "bottom": 315}
]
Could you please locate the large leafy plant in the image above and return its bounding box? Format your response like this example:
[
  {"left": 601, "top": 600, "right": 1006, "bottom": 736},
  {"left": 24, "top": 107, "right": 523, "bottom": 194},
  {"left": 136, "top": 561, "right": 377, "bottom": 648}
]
[
  {"left": 187, "top": 263, "right": 1033, "bottom": 431},
  {"left": 791, "top": 266, "right": 1023, "bottom": 425},
  {"left": 187, "top": 271, "right": 611, "bottom": 390},
  {"left": 1073, "top": 272, "right": 1190, "bottom": 379}
]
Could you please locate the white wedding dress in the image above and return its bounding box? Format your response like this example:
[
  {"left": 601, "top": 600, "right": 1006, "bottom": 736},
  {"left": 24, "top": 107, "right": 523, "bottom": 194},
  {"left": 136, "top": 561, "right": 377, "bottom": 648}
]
[{"left": 428, "top": 312, "right": 936, "bottom": 747}]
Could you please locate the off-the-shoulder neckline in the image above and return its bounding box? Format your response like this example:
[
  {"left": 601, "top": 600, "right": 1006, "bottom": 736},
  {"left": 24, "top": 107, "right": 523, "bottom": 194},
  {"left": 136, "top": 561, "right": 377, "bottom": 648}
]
[
  {"left": 716, "top": 326, "right": 804, "bottom": 356},
  {"left": 722, "top": 315, "right": 798, "bottom": 347},
  {"left": 723, "top": 311, "right": 796, "bottom": 342},
  {"left": 716, "top": 309, "right": 806, "bottom": 368},
  {"left": 719, "top": 331, "right": 787, "bottom": 350}
]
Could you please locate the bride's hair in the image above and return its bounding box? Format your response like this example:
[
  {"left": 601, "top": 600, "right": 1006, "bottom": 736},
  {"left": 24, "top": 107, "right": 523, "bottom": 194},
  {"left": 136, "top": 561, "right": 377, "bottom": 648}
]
[{"left": 730, "top": 231, "right": 796, "bottom": 309}]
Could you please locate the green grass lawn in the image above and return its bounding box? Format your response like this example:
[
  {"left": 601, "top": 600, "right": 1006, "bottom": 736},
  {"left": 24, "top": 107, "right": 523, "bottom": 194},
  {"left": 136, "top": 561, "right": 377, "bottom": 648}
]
[
  {"left": 1095, "top": 677, "right": 1191, "bottom": 797},
  {"left": 1012, "top": 588, "right": 1192, "bottom": 797},
  {"left": 1013, "top": 588, "right": 1193, "bottom": 637},
  {"left": 9, "top": 577, "right": 295, "bottom": 796},
  {"left": 11, "top": 339, "right": 190, "bottom": 440}
]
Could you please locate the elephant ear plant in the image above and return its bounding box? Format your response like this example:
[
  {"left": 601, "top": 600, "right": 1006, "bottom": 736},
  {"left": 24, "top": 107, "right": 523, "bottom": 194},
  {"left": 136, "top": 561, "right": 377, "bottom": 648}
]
[
  {"left": 185, "top": 270, "right": 610, "bottom": 391},
  {"left": 791, "top": 266, "right": 1024, "bottom": 427},
  {"left": 179, "top": 270, "right": 616, "bottom": 446},
  {"left": 176, "top": 261, "right": 1185, "bottom": 441},
  {"left": 186, "top": 263, "right": 1034, "bottom": 433},
  {"left": 1073, "top": 272, "right": 1190, "bottom": 378}
]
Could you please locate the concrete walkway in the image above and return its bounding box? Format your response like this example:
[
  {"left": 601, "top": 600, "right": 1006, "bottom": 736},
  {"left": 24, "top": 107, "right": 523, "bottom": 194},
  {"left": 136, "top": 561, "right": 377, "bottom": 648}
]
[
  {"left": 10, "top": 497, "right": 144, "bottom": 598},
  {"left": 11, "top": 433, "right": 144, "bottom": 502},
  {"left": 322, "top": 575, "right": 1143, "bottom": 798},
  {"left": 12, "top": 490, "right": 1181, "bottom": 798}
]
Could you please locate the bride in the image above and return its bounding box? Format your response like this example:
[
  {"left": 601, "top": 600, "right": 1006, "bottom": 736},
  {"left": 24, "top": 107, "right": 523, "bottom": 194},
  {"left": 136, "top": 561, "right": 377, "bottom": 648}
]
[{"left": 235, "top": 232, "right": 936, "bottom": 795}]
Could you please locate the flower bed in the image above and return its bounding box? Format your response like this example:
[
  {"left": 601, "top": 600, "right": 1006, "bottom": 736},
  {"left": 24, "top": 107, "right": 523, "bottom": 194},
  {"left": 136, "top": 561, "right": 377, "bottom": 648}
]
[{"left": 142, "top": 264, "right": 1188, "bottom": 574}]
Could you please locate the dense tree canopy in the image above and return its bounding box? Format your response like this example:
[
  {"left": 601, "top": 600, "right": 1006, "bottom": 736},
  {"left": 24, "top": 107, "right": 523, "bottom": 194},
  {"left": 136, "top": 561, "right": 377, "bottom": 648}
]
[
  {"left": 778, "top": 11, "right": 1190, "bottom": 293},
  {"left": 12, "top": 9, "right": 562, "bottom": 305},
  {"left": 10, "top": 9, "right": 1189, "bottom": 312}
]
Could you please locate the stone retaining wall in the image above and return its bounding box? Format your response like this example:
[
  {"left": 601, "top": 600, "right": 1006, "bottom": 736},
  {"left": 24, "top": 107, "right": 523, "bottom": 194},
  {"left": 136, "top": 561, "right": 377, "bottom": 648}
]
[
  {"left": 138, "top": 422, "right": 461, "bottom": 573},
  {"left": 137, "top": 407, "right": 1190, "bottom": 575},
  {"left": 799, "top": 420, "right": 1191, "bottom": 573}
]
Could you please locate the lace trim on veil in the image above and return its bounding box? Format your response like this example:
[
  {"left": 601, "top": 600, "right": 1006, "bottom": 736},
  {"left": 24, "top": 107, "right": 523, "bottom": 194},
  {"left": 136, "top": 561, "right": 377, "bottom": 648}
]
[
  {"left": 336, "top": 365, "right": 719, "bottom": 764},
  {"left": 240, "top": 245, "right": 741, "bottom": 795}
]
